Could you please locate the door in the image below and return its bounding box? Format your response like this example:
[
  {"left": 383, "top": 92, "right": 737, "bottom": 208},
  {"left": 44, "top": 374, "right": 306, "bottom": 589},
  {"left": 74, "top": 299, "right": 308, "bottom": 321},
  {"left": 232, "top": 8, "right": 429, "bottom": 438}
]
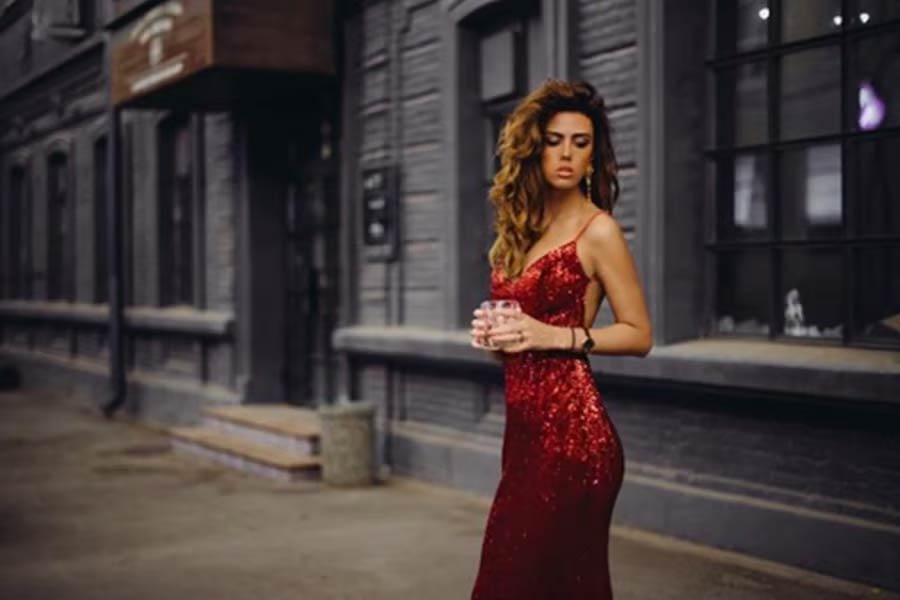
[{"left": 283, "top": 139, "right": 340, "bottom": 407}]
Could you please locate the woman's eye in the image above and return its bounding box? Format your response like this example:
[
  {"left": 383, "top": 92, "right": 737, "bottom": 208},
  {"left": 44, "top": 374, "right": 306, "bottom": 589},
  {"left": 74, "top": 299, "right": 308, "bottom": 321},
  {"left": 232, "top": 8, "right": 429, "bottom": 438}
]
[{"left": 545, "top": 138, "right": 561, "bottom": 146}]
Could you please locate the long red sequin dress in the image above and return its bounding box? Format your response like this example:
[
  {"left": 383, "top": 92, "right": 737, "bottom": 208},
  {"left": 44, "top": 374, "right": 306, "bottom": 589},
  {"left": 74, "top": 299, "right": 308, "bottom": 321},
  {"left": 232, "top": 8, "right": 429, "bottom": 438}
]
[{"left": 471, "top": 210, "right": 625, "bottom": 599}]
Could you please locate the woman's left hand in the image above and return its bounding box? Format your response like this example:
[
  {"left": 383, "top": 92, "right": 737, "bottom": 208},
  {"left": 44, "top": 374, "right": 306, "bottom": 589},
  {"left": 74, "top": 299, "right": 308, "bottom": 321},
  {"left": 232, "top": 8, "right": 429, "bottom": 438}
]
[{"left": 486, "top": 307, "right": 558, "bottom": 353}]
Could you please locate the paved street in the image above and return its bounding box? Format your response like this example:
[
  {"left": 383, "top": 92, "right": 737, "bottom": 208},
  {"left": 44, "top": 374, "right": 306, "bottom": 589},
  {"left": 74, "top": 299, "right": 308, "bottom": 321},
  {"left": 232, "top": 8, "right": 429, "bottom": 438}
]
[{"left": 0, "top": 388, "right": 895, "bottom": 600}]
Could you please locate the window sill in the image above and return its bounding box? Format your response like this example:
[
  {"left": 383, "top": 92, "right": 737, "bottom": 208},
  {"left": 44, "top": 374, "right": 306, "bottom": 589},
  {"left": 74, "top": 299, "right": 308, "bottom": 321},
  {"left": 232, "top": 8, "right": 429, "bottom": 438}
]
[
  {"left": 0, "top": 301, "right": 233, "bottom": 338},
  {"left": 332, "top": 325, "right": 898, "bottom": 405}
]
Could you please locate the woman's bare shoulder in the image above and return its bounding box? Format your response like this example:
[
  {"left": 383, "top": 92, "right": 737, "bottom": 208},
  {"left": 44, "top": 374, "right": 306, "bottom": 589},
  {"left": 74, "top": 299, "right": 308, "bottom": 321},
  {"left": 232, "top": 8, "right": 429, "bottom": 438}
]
[{"left": 581, "top": 208, "right": 622, "bottom": 244}]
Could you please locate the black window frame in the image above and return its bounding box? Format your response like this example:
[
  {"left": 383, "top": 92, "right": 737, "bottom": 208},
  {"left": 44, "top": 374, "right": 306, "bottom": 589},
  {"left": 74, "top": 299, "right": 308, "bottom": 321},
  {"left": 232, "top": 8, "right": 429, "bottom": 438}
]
[{"left": 706, "top": 0, "right": 900, "bottom": 350}]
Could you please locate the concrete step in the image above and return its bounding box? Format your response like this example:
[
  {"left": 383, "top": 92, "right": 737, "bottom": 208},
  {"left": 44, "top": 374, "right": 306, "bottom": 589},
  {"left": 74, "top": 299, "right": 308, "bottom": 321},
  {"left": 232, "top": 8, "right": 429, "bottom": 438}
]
[
  {"left": 169, "top": 425, "right": 322, "bottom": 483},
  {"left": 202, "top": 404, "right": 321, "bottom": 455}
]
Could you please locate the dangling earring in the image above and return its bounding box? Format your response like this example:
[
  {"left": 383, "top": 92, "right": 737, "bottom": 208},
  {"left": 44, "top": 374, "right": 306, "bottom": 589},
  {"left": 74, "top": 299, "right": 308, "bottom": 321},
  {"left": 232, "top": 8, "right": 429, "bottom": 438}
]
[{"left": 585, "top": 166, "right": 594, "bottom": 199}]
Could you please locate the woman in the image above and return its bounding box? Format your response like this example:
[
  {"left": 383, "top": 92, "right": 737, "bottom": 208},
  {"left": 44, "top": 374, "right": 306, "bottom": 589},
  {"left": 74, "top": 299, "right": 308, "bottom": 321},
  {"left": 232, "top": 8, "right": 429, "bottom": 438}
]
[{"left": 469, "top": 79, "right": 652, "bottom": 599}]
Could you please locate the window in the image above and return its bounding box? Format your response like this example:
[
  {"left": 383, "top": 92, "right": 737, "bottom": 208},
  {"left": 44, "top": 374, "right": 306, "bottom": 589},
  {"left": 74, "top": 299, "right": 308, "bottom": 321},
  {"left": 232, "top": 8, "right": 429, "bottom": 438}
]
[
  {"left": 30, "top": 0, "right": 93, "bottom": 39},
  {"left": 477, "top": 2, "right": 545, "bottom": 211},
  {"left": 709, "top": 1, "right": 900, "bottom": 348},
  {"left": 454, "top": 0, "right": 546, "bottom": 325},
  {"left": 6, "top": 165, "right": 32, "bottom": 299},
  {"left": 158, "top": 115, "right": 195, "bottom": 307},
  {"left": 94, "top": 136, "right": 108, "bottom": 303},
  {"left": 46, "top": 151, "right": 74, "bottom": 301}
]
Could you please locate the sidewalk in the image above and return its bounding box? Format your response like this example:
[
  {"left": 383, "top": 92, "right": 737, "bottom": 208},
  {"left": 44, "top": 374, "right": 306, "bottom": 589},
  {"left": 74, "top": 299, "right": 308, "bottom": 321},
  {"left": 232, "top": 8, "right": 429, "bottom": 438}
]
[{"left": 0, "top": 388, "right": 894, "bottom": 600}]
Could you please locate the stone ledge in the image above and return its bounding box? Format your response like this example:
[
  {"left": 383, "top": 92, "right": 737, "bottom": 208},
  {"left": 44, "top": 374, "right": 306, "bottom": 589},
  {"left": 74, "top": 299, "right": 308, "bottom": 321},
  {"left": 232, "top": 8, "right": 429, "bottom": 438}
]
[
  {"left": 0, "top": 301, "right": 234, "bottom": 337},
  {"left": 333, "top": 325, "right": 899, "bottom": 405}
]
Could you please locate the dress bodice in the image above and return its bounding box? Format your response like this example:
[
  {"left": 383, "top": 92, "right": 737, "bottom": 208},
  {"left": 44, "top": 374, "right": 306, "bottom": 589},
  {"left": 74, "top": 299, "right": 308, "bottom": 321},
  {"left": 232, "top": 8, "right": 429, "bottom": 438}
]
[{"left": 490, "top": 210, "right": 604, "bottom": 332}]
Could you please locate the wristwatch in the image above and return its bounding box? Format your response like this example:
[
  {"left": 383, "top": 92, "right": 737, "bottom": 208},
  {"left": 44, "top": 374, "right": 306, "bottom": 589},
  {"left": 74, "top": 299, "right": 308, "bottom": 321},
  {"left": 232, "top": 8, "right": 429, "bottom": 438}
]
[{"left": 580, "top": 326, "right": 594, "bottom": 354}]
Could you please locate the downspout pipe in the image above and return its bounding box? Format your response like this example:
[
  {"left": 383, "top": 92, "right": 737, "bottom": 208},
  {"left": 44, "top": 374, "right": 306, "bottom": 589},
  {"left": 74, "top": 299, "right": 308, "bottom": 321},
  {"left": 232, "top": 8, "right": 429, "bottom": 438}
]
[{"left": 102, "top": 32, "right": 126, "bottom": 418}]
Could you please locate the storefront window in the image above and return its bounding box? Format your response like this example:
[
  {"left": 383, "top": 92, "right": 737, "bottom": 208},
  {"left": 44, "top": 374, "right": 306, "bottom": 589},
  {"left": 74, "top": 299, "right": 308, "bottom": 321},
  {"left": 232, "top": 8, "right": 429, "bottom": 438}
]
[{"left": 710, "top": 2, "right": 900, "bottom": 348}]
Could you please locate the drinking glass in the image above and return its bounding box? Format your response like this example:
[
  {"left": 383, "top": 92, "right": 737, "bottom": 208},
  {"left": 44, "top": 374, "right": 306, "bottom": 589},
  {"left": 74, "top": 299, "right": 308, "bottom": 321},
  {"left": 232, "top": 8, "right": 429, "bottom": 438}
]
[{"left": 477, "top": 299, "right": 521, "bottom": 349}]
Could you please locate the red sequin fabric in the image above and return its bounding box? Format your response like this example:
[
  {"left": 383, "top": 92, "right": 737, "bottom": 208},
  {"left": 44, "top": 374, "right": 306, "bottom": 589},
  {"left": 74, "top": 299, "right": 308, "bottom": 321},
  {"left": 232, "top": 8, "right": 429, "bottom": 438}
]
[{"left": 471, "top": 210, "right": 625, "bottom": 599}]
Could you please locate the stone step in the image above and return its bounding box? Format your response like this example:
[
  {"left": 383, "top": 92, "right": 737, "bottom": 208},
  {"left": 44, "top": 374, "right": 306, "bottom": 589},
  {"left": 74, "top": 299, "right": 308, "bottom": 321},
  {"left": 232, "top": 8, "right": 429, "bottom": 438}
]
[
  {"left": 202, "top": 404, "right": 321, "bottom": 455},
  {"left": 169, "top": 425, "right": 322, "bottom": 483}
]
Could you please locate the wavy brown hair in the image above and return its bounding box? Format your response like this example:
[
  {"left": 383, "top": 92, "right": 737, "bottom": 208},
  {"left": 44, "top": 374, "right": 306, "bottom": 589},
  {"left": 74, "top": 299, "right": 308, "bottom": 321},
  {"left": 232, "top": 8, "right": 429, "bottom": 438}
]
[{"left": 487, "top": 79, "right": 619, "bottom": 280}]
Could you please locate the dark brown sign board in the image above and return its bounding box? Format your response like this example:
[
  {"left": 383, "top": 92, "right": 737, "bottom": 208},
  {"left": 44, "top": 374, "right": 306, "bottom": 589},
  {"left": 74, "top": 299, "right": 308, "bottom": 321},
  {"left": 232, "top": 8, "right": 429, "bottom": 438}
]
[{"left": 109, "top": 0, "right": 335, "bottom": 109}]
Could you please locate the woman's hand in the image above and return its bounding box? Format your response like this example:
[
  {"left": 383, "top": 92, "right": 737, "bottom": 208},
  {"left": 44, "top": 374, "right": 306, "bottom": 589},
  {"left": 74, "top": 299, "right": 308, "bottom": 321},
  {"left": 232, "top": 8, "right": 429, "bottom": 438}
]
[
  {"left": 471, "top": 308, "right": 505, "bottom": 361},
  {"left": 482, "top": 306, "right": 559, "bottom": 353},
  {"left": 470, "top": 308, "right": 492, "bottom": 349}
]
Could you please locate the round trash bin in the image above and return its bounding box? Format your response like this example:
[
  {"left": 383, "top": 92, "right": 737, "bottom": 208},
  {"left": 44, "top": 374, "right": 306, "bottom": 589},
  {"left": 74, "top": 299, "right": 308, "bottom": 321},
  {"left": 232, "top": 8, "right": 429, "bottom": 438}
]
[{"left": 317, "top": 400, "right": 376, "bottom": 487}]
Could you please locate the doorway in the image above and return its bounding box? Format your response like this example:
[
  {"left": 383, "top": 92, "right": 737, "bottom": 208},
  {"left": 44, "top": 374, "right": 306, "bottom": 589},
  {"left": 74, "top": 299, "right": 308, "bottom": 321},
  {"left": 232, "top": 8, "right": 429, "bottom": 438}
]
[{"left": 283, "top": 132, "right": 340, "bottom": 407}]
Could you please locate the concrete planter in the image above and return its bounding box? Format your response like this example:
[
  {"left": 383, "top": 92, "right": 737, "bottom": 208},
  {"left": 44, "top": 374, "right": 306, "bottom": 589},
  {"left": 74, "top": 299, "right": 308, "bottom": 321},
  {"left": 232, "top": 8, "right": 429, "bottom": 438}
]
[{"left": 317, "top": 400, "right": 376, "bottom": 487}]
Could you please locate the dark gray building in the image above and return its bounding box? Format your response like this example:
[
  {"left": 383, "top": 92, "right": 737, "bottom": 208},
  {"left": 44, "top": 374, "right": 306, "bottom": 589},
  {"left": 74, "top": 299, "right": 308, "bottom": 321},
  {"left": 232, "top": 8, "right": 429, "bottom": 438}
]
[
  {"left": 332, "top": 0, "right": 900, "bottom": 592},
  {"left": 1, "top": 0, "right": 899, "bottom": 593},
  {"left": 0, "top": 0, "right": 343, "bottom": 422}
]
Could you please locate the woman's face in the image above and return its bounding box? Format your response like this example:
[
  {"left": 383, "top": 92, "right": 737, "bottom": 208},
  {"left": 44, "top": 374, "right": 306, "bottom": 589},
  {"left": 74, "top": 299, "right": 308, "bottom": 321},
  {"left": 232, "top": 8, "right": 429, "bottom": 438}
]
[{"left": 540, "top": 111, "right": 594, "bottom": 192}]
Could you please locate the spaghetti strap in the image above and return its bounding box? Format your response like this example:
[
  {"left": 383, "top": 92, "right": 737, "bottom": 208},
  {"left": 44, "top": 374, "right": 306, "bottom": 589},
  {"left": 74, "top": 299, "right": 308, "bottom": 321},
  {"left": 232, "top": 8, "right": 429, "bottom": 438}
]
[{"left": 573, "top": 210, "right": 604, "bottom": 242}]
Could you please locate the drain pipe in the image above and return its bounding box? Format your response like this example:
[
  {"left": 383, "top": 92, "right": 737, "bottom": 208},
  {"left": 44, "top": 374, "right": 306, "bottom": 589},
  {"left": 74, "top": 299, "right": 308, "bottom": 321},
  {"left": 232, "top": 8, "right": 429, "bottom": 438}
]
[{"left": 102, "top": 33, "right": 126, "bottom": 418}]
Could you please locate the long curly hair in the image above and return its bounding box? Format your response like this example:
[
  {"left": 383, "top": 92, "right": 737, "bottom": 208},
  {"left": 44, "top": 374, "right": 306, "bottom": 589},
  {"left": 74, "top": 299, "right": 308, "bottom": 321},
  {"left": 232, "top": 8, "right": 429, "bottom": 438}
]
[{"left": 487, "top": 79, "right": 619, "bottom": 280}]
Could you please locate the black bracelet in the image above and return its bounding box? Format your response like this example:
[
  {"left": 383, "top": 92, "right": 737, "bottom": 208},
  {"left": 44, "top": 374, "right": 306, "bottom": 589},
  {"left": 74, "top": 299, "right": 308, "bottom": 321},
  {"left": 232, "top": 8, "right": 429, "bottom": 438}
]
[{"left": 569, "top": 327, "right": 575, "bottom": 351}]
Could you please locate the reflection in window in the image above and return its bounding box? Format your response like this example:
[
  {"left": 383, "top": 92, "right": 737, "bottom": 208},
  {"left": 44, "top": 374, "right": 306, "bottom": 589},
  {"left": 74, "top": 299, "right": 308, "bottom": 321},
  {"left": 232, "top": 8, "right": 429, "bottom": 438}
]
[
  {"left": 782, "top": 248, "right": 843, "bottom": 339},
  {"left": 854, "top": 246, "right": 900, "bottom": 343},
  {"left": 734, "top": 154, "right": 768, "bottom": 231},
  {"left": 780, "top": 47, "right": 841, "bottom": 140},
  {"left": 853, "top": 136, "right": 900, "bottom": 236},
  {"left": 711, "top": 2, "right": 900, "bottom": 347},
  {"left": 781, "top": 0, "right": 843, "bottom": 42},
  {"left": 715, "top": 250, "right": 770, "bottom": 336},
  {"left": 733, "top": 61, "right": 768, "bottom": 147},
  {"left": 851, "top": 31, "right": 899, "bottom": 131},
  {"left": 849, "top": 0, "right": 900, "bottom": 27},
  {"left": 735, "top": 0, "right": 769, "bottom": 53},
  {"left": 781, "top": 145, "right": 842, "bottom": 240}
]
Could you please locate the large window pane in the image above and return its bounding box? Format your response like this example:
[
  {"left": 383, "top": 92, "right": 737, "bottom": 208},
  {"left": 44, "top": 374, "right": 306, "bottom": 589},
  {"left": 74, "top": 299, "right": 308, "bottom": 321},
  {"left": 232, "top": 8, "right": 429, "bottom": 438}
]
[
  {"left": 780, "top": 46, "right": 841, "bottom": 140},
  {"left": 719, "top": 152, "right": 770, "bottom": 240},
  {"left": 715, "top": 249, "right": 771, "bottom": 335},
  {"left": 847, "top": 1, "right": 900, "bottom": 27},
  {"left": 782, "top": 0, "right": 843, "bottom": 42},
  {"left": 479, "top": 27, "right": 516, "bottom": 102},
  {"left": 780, "top": 144, "right": 842, "bottom": 240},
  {"left": 851, "top": 136, "right": 900, "bottom": 236},
  {"left": 731, "top": 0, "right": 770, "bottom": 54},
  {"left": 719, "top": 60, "right": 768, "bottom": 147},
  {"left": 780, "top": 247, "right": 844, "bottom": 339},
  {"left": 849, "top": 30, "right": 900, "bottom": 132},
  {"left": 854, "top": 245, "right": 900, "bottom": 343}
]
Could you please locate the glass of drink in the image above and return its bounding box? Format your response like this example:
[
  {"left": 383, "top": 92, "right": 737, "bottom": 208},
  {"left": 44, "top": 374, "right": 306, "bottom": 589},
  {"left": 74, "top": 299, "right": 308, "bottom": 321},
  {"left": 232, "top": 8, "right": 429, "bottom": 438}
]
[{"left": 477, "top": 299, "right": 521, "bottom": 349}]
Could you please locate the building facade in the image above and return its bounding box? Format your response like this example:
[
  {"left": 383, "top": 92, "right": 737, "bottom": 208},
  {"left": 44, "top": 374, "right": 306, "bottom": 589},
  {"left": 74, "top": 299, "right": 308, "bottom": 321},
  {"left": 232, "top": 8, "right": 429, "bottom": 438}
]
[
  {"left": 333, "top": 0, "right": 900, "bottom": 592},
  {"left": 0, "top": 0, "right": 342, "bottom": 422},
  {"left": 1, "top": 0, "right": 899, "bottom": 592}
]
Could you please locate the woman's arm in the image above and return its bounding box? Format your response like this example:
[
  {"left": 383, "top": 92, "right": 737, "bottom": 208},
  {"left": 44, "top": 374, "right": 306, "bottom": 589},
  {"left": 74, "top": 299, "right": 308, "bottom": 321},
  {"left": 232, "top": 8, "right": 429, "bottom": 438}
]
[
  {"left": 570, "top": 212, "right": 653, "bottom": 356},
  {"left": 486, "top": 212, "right": 653, "bottom": 357}
]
